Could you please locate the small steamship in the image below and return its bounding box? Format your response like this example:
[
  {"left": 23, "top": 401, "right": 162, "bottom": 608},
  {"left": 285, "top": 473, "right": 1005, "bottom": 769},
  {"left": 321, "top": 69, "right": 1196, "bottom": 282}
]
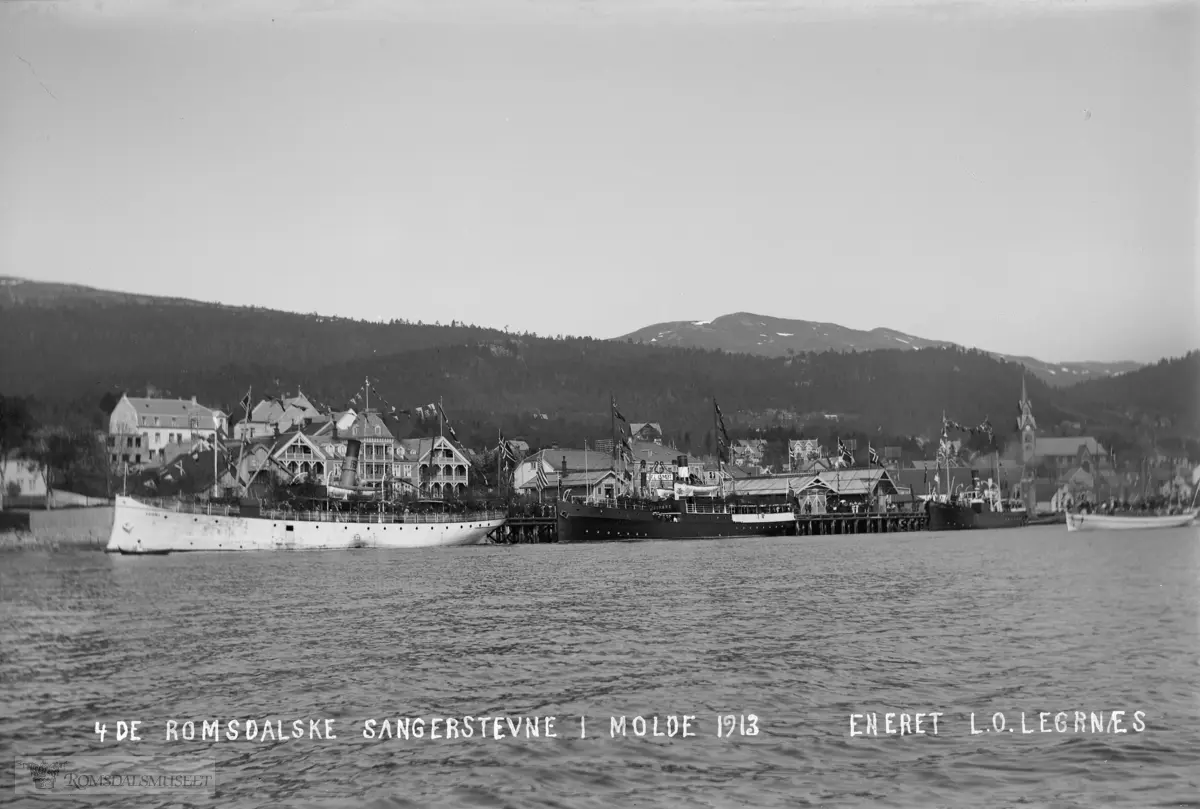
[
  {"left": 556, "top": 453, "right": 797, "bottom": 543},
  {"left": 106, "top": 437, "right": 506, "bottom": 554},
  {"left": 925, "top": 410, "right": 1027, "bottom": 532}
]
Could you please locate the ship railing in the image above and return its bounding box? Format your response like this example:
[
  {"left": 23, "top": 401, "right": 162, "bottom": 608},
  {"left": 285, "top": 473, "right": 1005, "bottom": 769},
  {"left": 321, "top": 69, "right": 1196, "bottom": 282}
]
[
  {"left": 259, "top": 509, "right": 507, "bottom": 524},
  {"left": 131, "top": 498, "right": 240, "bottom": 517},
  {"left": 684, "top": 502, "right": 729, "bottom": 515}
]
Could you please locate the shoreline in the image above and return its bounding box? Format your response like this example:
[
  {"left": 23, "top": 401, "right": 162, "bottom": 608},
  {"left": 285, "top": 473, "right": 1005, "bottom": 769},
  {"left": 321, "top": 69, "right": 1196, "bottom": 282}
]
[{"left": 0, "top": 505, "right": 113, "bottom": 551}]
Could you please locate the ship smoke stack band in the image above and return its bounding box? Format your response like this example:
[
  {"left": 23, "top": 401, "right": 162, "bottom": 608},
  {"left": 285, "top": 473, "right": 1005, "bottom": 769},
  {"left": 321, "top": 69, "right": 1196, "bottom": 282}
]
[{"left": 340, "top": 439, "right": 362, "bottom": 487}]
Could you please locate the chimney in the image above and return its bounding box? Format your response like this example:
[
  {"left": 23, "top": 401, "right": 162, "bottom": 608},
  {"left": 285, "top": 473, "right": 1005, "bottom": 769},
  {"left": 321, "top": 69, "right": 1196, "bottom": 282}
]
[{"left": 191, "top": 395, "right": 197, "bottom": 404}]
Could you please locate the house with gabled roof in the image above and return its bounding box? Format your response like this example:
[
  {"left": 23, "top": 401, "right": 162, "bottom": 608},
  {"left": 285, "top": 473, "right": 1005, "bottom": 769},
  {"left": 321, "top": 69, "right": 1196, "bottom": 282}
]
[
  {"left": 235, "top": 390, "right": 327, "bottom": 439},
  {"left": 310, "top": 411, "right": 396, "bottom": 489},
  {"left": 629, "top": 422, "right": 664, "bottom": 444},
  {"left": 108, "top": 394, "right": 226, "bottom": 466}
]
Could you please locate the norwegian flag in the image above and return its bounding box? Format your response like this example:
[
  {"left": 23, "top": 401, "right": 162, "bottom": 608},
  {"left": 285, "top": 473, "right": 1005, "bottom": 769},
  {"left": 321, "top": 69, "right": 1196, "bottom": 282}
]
[
  {"left": 837, "top": 439, "right": 853, "bottom": 467},
  {"left": 869, "top": 444, "right": 882, "bottom": 467}
]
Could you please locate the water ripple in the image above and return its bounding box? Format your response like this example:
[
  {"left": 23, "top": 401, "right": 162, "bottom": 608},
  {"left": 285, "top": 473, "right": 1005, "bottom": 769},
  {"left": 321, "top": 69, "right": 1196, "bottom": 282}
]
[{"left": 2, "top": 525, "right": 1198, "bottom": 806}]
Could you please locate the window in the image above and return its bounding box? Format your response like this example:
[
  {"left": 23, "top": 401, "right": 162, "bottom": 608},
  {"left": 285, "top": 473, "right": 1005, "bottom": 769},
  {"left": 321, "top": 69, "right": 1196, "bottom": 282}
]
[
  {"left": 375, "top": 426, "right": 381, "bottom": 435},
  {"left": 154, "top": 416, "right": 160, "bottom": 426}
]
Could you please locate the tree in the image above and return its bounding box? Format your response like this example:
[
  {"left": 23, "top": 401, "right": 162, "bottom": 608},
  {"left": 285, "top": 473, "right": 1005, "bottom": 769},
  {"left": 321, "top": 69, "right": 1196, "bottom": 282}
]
[
  {"left": 28, "top": 429, "right": 89, "bottom": 508},
  {"left": 0, "top": 395, "right": 38, "bottom": 508}
]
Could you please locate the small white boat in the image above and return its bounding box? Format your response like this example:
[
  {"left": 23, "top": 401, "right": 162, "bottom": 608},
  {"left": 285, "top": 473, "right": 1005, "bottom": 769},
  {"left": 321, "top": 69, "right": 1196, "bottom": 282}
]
[
  {"left": 1065, "top": 509, "right": 1198, "bottom": 532},
  {"left": 106, "top": 495, "right": 506, "bottom": 553}
]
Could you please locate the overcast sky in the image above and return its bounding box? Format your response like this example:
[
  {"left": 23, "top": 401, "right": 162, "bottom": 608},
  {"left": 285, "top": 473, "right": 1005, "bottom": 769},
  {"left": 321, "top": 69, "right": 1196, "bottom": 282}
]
[{"left": 1, "top": 0, "right": 1195, "bottom": 363}]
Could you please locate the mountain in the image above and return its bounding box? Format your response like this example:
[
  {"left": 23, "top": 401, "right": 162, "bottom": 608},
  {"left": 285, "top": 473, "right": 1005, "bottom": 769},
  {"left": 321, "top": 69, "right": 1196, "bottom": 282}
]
[
  {"left": 1, "top": 277, "right": 1192, "bottom": 462},
  {"left": 616, "top": 312, "right": 1142, "bottom": 388}
]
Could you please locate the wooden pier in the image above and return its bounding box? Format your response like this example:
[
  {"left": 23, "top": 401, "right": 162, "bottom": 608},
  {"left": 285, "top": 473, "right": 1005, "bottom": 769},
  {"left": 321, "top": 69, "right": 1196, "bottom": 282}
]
[
  {"left": 793, "top": 513, "right": 928, "bottom": 535},
  {"left": 495, "top": 514, "right": 559, "bottom": 544},
  {"left": 491, "top": 510, "right": 928, "bottom": 543}
]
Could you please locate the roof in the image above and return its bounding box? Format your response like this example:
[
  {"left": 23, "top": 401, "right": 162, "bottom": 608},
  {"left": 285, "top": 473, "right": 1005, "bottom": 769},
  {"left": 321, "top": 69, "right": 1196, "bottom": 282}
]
[
  {"left": 628, "top": 441, "right": 705, "bottom": 468},
  {"left": 527, "top": 448, "right": 616, "bottom": 473},
  {"left": 894, "top": 466, "right": 1019, "bottom": 493},
  {"left": 809, "top": 468, "right": 901, "bottom": 496},
  {"left": 1035, "top": 437, "right": 1104, "bottom": 457},
  {"left": 725, "top": 469, "right": 900, "bottom": 497},
  {"left": 630, "top": 422, "right": 662, "bottom": 435},
  {"left": 729, "top": 476, "right": 802, "bottom": 496},
  {"left": 122, "top": 396, "right": 219, "bottom": 430},
  {"left": 313, "top": 411, "right": 393, "bottom": 441},
  {"left": 558, "top": 469, "right": 619, "bottom": 487},
  {"left": 910, "top": 459, "right": 969, "bottom": 470}
]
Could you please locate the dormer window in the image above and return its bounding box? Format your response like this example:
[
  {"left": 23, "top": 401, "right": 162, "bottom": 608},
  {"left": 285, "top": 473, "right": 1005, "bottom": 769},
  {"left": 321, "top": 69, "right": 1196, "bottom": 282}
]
[{"left": 375, "top": 427, "right": 381, "bottom": 436}]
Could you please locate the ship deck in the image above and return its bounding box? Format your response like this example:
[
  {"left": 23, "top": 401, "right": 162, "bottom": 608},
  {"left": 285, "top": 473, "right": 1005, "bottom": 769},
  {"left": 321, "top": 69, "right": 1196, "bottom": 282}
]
[{"left": 126, "top": 497, "right": 506, "bottom": 525}]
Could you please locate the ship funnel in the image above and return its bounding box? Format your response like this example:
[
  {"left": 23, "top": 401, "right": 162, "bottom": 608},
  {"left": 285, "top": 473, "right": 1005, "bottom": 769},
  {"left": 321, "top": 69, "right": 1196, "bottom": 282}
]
[
  {"left": 340, "top": 439, "right": 362, "bottom": 487},
  {"left": 677, "top": 454, "right": 689, "bottom": 481}
]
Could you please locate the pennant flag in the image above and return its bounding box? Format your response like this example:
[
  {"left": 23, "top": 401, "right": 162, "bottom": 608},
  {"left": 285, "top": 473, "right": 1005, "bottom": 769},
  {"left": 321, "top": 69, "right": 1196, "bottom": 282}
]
[{"left": 239, "top": 389, "right": 253, "bottom": 416}]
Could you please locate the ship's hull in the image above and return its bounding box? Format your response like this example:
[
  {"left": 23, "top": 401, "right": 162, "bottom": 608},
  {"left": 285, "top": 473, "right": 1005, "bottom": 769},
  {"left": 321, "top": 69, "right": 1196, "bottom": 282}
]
[
  {"left": 556, "top": 500, "right": 796, "bottom": 542},
  {"left": 106, "top": 496, "right": 505, "bottom": 553},
  {"left": 927, "top": 502, "right": 1028, "bottom": 531},
  {"left": 1065, "top": 510, "right": 1198, "bottom": 532}
]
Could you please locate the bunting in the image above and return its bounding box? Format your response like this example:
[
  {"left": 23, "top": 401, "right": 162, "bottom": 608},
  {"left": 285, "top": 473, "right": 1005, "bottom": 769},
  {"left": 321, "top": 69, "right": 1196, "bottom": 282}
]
[
  {"left": 714, "top": 399, "right": 732, "bottom": 463},
  {"left": 943, "top": 416, "right": 995, "bottom": 439},
  {"left": 714, "top": 400, "right": 731, "bottom": 445},
  {"left": 936, "top": 421, "right": 956, "bottom": 464},
  {"left": 437, "top": 402, "right": 459, "bottom": 442}
]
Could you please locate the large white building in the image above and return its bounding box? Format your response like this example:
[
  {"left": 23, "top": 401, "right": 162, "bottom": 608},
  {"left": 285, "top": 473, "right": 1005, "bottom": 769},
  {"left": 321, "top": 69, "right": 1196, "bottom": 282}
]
[{"left": 107, "top": 395, "right": 227, "bottom": 466}]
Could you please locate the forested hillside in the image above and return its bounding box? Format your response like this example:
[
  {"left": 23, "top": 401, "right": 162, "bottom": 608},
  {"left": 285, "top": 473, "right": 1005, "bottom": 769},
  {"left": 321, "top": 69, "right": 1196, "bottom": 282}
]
[{"left": 1, "top": 278, "right": 1194, "bottom": 460}]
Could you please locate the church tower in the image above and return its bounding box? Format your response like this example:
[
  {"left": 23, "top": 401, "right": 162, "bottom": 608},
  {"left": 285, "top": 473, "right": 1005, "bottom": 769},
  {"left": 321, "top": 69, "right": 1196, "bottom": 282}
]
[{"left": 1017, "top": 374, "right": 1037, "bottom": 465}]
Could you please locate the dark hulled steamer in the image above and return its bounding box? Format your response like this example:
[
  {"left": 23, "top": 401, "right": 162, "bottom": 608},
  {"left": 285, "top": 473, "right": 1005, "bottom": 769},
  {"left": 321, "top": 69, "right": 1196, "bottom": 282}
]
[
  {"left": 926, "top": 498, "right": 1028, "bottom": 531},
  {"left": 557, "top": 493, "right": 797, "bottom": 542},
  {"left": 556, "top": 397, "right": 796, "bottom": 542},
  {"left": 926, "top": 408, "right": 1028, "bottom": 532}
]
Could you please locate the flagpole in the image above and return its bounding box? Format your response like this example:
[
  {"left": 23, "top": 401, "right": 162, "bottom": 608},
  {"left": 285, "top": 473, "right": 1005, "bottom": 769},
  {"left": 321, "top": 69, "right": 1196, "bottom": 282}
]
[
  {"left": 610, "top": 393, "right": 617, "bottom": 470},
  {"left": 212, "top": 425, "right": 219, "bottom": 499},
  {"left": 497, "top": 427, "right": 502, "bottom": 498}
]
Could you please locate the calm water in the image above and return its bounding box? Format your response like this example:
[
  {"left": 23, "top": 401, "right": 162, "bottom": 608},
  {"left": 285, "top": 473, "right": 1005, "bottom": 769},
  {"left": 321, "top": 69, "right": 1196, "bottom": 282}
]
[{"left": 3, "top": 525, "right": 1199, "bottom": 808}]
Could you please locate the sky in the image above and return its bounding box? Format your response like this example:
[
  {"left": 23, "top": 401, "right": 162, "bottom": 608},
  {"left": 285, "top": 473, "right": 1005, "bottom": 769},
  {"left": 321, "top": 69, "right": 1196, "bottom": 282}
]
[{"left": 1, "top": 0, "right": 1196, "bottom": 364}]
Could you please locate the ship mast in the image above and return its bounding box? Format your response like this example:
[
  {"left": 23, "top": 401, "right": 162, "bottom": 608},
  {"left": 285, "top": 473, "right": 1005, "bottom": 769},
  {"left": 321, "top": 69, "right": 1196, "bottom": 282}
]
[{"left": 713, "top": 398, "right": 722, "bottom": 495}]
